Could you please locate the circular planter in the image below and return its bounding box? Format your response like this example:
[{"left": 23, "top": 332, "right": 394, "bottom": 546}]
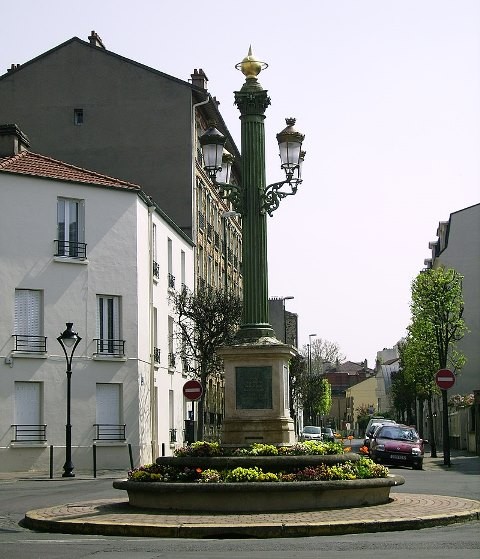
[{"left": 113, "top": 474, "right": 404, "bottom": 512}]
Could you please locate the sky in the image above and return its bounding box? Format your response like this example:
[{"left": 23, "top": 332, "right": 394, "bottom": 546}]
[{"left": 1, "top": 1, "right": 478, "bottom": 367}]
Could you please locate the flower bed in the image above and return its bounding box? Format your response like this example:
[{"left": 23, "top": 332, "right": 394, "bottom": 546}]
[{"left": 113, "top": 441, "right": 404, "bottom": 511}]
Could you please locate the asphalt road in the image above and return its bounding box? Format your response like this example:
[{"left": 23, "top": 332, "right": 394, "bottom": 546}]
[{"left": 0, "top": 447, "right": 479, "bottom": 559}]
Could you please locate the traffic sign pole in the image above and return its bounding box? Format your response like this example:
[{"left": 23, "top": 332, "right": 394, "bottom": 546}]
[{"left": 435, "top": 369, "right": 455, "bottom": 467}]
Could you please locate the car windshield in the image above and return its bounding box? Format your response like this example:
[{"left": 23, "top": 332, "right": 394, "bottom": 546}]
[
  {"left": 379, "top": 426, "right": 418, "bottom": 441},
  {"left": 303, "top": 426, "right": 321, "bottom": 434}
]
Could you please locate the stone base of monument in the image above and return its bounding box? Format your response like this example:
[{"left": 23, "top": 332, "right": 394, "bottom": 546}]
[{"left": 217, "top": 339, "right": 297, "bottom": 446}]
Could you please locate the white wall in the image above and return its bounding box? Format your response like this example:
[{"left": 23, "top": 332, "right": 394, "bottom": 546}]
[{"left": 0, "top": 170, "right": 194, "bottom": 472}]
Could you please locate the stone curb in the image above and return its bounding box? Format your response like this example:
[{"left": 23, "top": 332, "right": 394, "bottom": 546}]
[{"left": 22, "top": 493, "right": 480, "bottom": 538}]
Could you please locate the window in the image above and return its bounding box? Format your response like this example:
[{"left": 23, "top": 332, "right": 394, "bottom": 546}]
[
  {"left": 169, "top": 389, "right": 176, "bottom": 442},
  {"left": 74, "top": 108, "right": 84, "bottom": 125},
  {"left": 95, "top": 383, "right": 125, "bottom": 440},
  {"left": 181, "top": 250, "right": 186, "bottom": 289},
  {"left": 56, "top": 197, "right": 86, "bottom": 258},
  {"left": 14, "top": 289, "right": 46, "bottom": 352},
  {"left": 168, "top": 315, "right": 175, "bottom": 368},
  {"left": 152, "top": 223, "right": 159, "bottom": 279},
  {"left": 167, "top": 238, "right": 175, "bottom": 289},
  {"left": 14, "top": 382, "right": 44, "bottom": 441},
  {"left": 96, "top": 295, "right": 123, "bottom": 355}
]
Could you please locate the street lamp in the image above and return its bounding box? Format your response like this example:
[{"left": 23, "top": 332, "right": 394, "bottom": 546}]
[
  {"left": 308, "top": 333, "right": 317, "bottom": 374},
  {"left": 57, "top": 322, "right": 81, "bottom": 478},
  {"left": 200, "top": 47, "right": 305, "bottom": 342}
]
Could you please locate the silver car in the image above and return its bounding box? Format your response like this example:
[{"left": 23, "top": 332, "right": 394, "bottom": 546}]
[{"left": 301, "top": 426, "right": 323, "bottom": 441}]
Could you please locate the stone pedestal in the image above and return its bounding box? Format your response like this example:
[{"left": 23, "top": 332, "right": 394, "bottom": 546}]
[{"left": 217, "top": 339, "right": 296, "bottom": 446}]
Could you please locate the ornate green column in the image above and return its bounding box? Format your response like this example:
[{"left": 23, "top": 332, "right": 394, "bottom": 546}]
[{"left": 234, "top": 53, "right": 275, "bottom": 341}]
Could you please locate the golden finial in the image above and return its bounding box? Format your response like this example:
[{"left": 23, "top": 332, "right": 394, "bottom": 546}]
[{"left": 235, "top": 46, "right": 268, "bottom": 80}]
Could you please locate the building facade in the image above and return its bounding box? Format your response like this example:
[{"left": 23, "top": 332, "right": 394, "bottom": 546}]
[
  {"left": 0, "top": 32, "right": 245, "bottom": 448},
  {"left": 0, "top": 126, "right": 194, "bottom": 473}
]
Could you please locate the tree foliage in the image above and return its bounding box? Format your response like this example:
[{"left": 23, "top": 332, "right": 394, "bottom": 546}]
[
  {"left": 170, "top": 286, "right": 242, "bottom": 439},
  {"left": 393, "top": 267, "right": 468, "bottom": 446},
  {"left": 410, "top": 267, "right": 467, "bottom": 371}
]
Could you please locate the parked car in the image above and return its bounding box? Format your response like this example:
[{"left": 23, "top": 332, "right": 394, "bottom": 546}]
[
  {"left": 321, "top": 427, "right": 335, "bottom": 442},
  {"left": 301, "top": 426, "right": 323, "bottom": 441},
  {"left": 363, "top": 418, "right": 397, "bottom": 450},
  {"left": 369, "top": 424, "right": 427, "bottom": 470}
]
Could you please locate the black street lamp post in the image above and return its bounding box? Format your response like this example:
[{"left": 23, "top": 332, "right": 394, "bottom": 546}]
[{"left": 57, "top": 322, "right": 81, "bottom": 478}]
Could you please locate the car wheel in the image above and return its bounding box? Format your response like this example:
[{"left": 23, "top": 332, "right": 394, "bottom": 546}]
[{"left": 412, "top": 461, "right": 423, "bottom": 470}]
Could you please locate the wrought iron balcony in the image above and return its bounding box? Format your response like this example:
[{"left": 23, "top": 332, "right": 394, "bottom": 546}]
[
  {"left": 94, "top": 339, "right": 125, "bottom": 356},
  {"left": 55, "top": 240, "right": 87, "bottom": 259},
  {"left": 169, "top": 428, "right": 177, "bottom": 443},
  {"left": 93, "top": 424, "right": 126, "bottom": 441},
  {"left": 168, "top": 273, "right": 175, "bottom": 289},
  {"left": 11, "top": 424, "right": 47, "bottom": 442},
  {"left": 153, "top": 260, "right": 160, "bottom": 279},
  {"left": 153, "top": 347, "right": 161, "bottom": 364},
  {"left": 13, "top": 334, "right": 47, "bottom": 353},
  {"left": 168, "top": 352, "right": 176, "bottom": 368}
]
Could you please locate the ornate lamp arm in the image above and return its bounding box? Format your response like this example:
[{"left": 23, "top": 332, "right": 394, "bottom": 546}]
[
  {"left": 211, "top": 180, "right": 244, "bottom": 214},
  {"left": 261, "top": 177, "right": 301, "bottom": 216}
]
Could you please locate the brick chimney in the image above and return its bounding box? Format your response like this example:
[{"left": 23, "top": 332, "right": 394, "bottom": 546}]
[
  {"left": 0, "top": 124, "right": 30, "bottom": 157},
  {"left": 88, "top": 30, "right": 106, "bottom": 49},
  {"left": 190, "top": 68, "right": 208, "bottom": 90}
]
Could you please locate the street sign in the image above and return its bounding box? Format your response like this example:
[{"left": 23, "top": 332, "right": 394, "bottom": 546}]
[
  {"left": 183, "top": 380, "right": 203, "bottom": 401},
  {"left": 435, "top": 369, "right": 455, "bottom": 390}
]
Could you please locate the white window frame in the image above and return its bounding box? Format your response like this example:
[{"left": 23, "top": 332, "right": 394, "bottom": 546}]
[
  {"left": 57, "top": 197, "right": 85, "bottom": 257},
  {"left": 96, "top": 295, "right": 121, "bottom": 354},
  {"left": 14, "top": 381, "right": 44, "bottom": 441},
  {"left": 14, "top": 289, "right": 44, "bottom": 352}
]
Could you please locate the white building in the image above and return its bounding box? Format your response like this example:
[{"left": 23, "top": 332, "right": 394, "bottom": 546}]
[{"left": 0, "top": 125, "right": 194, "bottom": 474}]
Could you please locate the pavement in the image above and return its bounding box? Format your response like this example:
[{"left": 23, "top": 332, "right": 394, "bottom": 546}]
[{"left": 5, "top": 451, "right": 480, "bottom": 539}]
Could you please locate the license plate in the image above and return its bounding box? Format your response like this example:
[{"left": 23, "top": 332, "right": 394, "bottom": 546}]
[{"left": 390, "top": 454, "right": 406, "bottom": 460}]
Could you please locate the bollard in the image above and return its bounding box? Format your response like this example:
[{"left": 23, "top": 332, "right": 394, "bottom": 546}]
[
  {"left": 49, "top": 445, "right": 54, "bottom": 479},
  {"left": 128, "top": 443, "right": 134, "bottom": 470}
]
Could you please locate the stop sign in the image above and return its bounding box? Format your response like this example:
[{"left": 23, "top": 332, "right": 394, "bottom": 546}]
[
  {"left": 183, "top": 380, "right": 203, "bottom": 401},
  {"left": 435, "top": 369, "right": 456, "bottom": 390}
]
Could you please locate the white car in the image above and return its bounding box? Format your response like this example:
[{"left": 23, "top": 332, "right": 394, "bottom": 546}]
[{"left": 301, "top": 426, "right": 323, "bottom": 441}]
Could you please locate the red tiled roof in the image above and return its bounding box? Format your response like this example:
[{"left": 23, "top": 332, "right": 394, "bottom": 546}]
[{"left": 0, "top": 150, "right": 140, "bottom": 190}]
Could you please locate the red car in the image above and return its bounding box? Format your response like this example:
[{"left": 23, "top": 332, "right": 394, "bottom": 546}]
[{"left": 369, "top": 424, "right": 427, "bottom": 470}]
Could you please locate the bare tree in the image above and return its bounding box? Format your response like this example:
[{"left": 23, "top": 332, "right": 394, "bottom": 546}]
[{"left": 170, "top": 286, "right": 242, "bottom": 440}]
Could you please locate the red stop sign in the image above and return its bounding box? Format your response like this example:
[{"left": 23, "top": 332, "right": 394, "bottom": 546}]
[
  {"left": 435, "top": 369, "right": 455, "bottom": 390},
  {"left": 183, "top": 380, "right": 203, "bottom": 401}
]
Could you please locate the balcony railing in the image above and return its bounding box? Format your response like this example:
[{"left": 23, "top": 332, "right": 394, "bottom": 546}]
[
  {"left": 169, "top": 428, "right": 177, "bottom": 443},
  {"left": 13, "top": 334, "right": 47, "bottom": 353},
  {"left": 54, "top": 240, "right": 87, "bottom": 259},
  {"left": 94, "top": 339, "right": 125, "bottom": 356},
  {"left": 11, "top": 424, "right": 47, "bottom": 442},
  {"left": 93, "top": 424, "right": 126, "bottom": 441},
  {"left": 153, "top": 260, "right": 160, "bottom": 279},
  {"left": 153, "top": 347, "right": 161, "bottom": 364},
  {"left": 168, "top": 352, "right": 176, "bottom": 368},
  {"left": 168, "top": 273, "right": 175, "bottom": 289}
]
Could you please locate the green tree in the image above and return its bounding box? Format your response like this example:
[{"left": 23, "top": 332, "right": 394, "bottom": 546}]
[
  {"left": 170, "top": 286, "right": 242, "bottom": 440},
  {"left": 407, "top": 267, "right": 468, "bottom": 463}
]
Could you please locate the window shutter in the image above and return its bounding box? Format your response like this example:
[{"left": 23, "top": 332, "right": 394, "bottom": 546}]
[
  {"left": 96, "top": 383, "right": 121, "bottom": 424},
  {"left": 15, "top": 290, "right": 41, "bottom": 336}
]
